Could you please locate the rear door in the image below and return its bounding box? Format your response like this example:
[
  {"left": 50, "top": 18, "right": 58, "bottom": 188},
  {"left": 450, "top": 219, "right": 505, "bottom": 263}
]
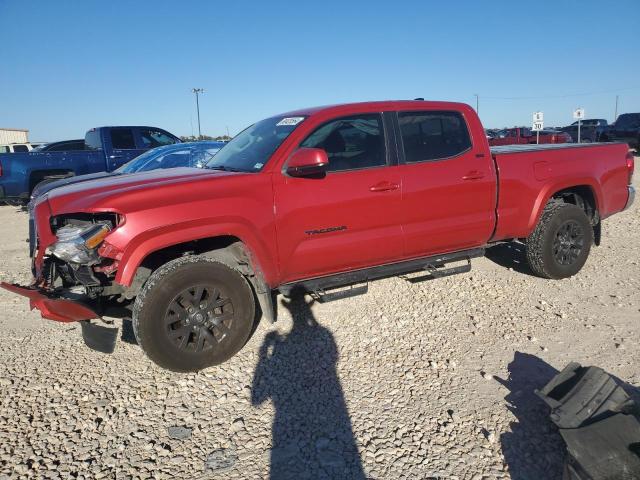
[
  {"left": 273, "top": 113, "right": 404, "bottom": 282},
  {"left": 105, "top": 128, "right": 141, "bottom": 170},
  {"left": 396, "top": 109, "right": 496, "bottom": 257}
]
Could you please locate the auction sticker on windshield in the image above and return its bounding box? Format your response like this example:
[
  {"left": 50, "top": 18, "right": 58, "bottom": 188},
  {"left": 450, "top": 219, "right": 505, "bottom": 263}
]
[{"left": 276, "top": 117, "right": 305, "bottom": 126}]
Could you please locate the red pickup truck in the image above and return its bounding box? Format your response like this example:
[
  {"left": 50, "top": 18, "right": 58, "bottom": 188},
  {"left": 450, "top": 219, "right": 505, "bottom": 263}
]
[
  {"left": 1, "top": 101, "right": 635, "bottom": 371},
  {"left": 489, "top": 127, "right": 572, "bottom": 146}
]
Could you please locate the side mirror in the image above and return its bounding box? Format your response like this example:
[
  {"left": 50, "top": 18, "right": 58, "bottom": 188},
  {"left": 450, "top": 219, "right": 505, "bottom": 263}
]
[{"left": 285, "top": 148, "right": 329, "bottom": 177}]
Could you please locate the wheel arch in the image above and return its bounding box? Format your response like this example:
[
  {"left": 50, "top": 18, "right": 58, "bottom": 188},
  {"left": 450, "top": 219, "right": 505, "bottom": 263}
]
[
  {"left": 114, "top": 225, "right": 277, "bottom": 322},
  {"left": 527, "top": 179, "right": 602, "bottom": 234},
  {"left": 527, "top": 181, "right": 602, "bottom": 241}
]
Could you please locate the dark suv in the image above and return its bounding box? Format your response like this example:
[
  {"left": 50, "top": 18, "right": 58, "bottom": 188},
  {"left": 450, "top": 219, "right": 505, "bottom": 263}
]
[{"left": 601, "top": 113, "right": 640, "bottom": 150}]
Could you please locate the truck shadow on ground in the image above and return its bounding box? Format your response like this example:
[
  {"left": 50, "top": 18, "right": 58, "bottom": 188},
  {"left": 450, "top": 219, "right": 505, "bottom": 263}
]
[
  {"left": 250, "top": 291, "right": 366, "bottom": 480},
  {"left": 484, "top": 242, "right": 534, "bottom": 276},
  {"left": 496, "top": 351, "right": 640, "bottom": 480}
]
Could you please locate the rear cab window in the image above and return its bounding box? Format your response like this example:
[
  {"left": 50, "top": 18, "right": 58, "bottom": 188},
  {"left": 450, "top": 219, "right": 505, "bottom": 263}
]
[
  {"left": 397, "top": 111, "right": 471, "bottom": 162},
  {"left": 300, "top": 114, "right": 386, "bottom": 172},
  {"left": 110, "top": 128, "right": 136, "bottom": 150},
  {"left": 85, "top": 129, "right": 102, "bottom": 150}
]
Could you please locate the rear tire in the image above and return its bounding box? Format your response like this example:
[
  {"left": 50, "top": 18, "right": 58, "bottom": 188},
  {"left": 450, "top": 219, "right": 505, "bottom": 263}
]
[
  {"left": 525, "top": 202, "right": 593, "bottom": 279},
  {"left": 132, "top": 255, "right": 256, "bottom": 372}
]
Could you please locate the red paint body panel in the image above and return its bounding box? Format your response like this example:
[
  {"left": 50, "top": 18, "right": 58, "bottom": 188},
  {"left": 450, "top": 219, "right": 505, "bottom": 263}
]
[
  {"left": 15, "top": 100, "right": 632, "bottom": 324},
  {"left": 0, "top": 282, "right": 99, "bottom": 322}
]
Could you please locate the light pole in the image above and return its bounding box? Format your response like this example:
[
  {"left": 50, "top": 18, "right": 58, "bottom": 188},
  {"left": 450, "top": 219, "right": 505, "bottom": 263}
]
[
  {"left": 474, "top": 94, "right": 479, "bottom": 115},
  {"left": 192, "top": 88, "right": 204, "bottom": 140}
]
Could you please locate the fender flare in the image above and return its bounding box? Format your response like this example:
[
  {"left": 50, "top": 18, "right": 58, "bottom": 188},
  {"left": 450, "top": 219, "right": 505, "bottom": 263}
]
[{"left": 525, "top": 178, "right": 603, "bottom": 236}]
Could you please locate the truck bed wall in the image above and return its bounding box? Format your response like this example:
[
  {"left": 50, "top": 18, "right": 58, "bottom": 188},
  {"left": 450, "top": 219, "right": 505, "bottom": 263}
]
[
  {"left": 0, "top": 150, "right": 105, "bottom": 197},
  {"left": 491, "top": 143, "right": 630, "bottom": 241}
]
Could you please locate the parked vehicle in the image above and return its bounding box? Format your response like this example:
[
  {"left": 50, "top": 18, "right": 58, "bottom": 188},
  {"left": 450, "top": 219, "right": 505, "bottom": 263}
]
[
  {"left": 559, "top": 119, "right": 609, "bottom": 143},
  {"left": 0, "top": 126, "right": 180, "bottom": 205},
  {"left": 30, "top": 141, "right": 226, "bottom": 202},
  {"left": 1, "top": 100, "right": 634, "bottom": 372},
  {"left": 32, "top": 139, "right": 86, "bottom": 152},
  {"left": 489, "top": 127, "right": 572, "bottom": 146},
  {"left": 0, "top": 143, "right": 37, "bottom": 153},
  {"left": 600, "top": 113, "right": 640, "bottom": 151}
]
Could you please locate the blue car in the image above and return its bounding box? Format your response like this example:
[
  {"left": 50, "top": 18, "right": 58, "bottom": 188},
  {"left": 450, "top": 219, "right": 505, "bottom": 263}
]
[{"left": 29, "top": 141, "right": 226, "bottom": 202}]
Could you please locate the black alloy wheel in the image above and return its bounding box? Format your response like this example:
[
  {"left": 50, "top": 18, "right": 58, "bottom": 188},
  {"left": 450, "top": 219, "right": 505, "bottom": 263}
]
[
  {"left": 165, "top": 285, "right": 235, "bottom": 353},
  {"left": 132, "top": 256, "right": 256, "bottom": 372},
  {"left": 552, "top": 220, "right": 584, "bottom": 266}
]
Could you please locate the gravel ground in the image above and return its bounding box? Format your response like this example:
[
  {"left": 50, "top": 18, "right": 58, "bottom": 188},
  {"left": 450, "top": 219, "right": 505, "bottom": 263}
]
[{"left": 0, "top": 170, "right": 638, "bottom": 479}]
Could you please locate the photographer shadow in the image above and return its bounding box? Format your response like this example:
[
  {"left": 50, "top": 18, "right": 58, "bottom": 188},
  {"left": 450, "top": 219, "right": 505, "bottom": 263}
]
[{"left": 251, "top": 291, "right": 366, "bottom": 479}]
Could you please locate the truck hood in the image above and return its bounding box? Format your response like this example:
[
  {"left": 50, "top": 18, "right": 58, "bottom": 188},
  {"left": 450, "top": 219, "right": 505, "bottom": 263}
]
[
  {"left": 44, "top": 167, "right": 239, "bottom": 214},
  {"left": 31, "top": 171, "right": 116, "bottom": 201}
]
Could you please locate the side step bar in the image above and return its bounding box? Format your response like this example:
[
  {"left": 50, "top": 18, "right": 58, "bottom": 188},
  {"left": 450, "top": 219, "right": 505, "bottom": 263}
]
[{"left": 279, "top": 247, "right": 484, "bottom": 302}]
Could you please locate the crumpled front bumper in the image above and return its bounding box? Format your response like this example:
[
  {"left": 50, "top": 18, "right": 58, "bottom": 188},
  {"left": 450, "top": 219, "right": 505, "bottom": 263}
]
[{"left": 0, "top": 282, "right": 100, "bottom": 322}]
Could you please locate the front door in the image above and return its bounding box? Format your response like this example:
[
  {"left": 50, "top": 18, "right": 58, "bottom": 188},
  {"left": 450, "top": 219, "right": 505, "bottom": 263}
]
[
  {"left": 396, "top": 110, "right": 496, "bottom": 257},
  {"left": 273, "top": 113, "right": 404, "bottom": 283}
]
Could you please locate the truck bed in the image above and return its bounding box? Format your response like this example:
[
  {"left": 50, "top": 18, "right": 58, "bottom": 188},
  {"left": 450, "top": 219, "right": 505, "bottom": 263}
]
[{"left": 490, "top": 141, "right": 631, "bottom": 242}]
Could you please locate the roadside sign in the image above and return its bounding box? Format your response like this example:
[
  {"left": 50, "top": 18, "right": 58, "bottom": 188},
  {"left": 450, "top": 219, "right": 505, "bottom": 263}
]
[
  {"left": 532, "top": 112, "right": 544, "bottom": 132},
  {"left": 573, "top": 108, "right": 585, "bottom": 143},
  {"left": 532, "top": 111, "right": 544, "bottom": 144}
]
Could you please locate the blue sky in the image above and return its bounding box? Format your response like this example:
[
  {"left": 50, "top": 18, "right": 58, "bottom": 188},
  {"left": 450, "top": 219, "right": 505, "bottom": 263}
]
[{"left": 1, "top": 0, "right": 639, "bottom": 141}]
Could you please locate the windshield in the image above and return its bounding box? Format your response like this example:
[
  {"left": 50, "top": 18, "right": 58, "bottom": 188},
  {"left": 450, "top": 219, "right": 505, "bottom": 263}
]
[
  {"left": 205, "top": 115, "right": 306, "bottom": 172},
  {"left": 115, "top": 145, "right": 189, "bottom": 174}
]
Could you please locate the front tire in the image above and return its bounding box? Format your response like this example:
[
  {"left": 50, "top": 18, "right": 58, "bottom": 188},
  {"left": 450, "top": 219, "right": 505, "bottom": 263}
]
[
  {"left": 132, "top": 256, "right": 256, "bottom": 372},
  {"left": 525, "top": 202, "right": 593, "bottom": 279}
]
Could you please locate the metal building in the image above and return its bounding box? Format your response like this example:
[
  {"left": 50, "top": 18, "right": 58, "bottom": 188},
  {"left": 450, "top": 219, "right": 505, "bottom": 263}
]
[{"left": 0, "top": 128, "right": 29, "bottom": 144}]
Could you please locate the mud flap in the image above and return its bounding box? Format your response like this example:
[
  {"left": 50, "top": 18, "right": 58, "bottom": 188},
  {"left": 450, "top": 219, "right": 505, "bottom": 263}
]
[
  {"left": 79, "top": 321, "right": 119, "bottom": 354},
  {"left": 536, "top": 362, "right": 640, "bottom": 479}
]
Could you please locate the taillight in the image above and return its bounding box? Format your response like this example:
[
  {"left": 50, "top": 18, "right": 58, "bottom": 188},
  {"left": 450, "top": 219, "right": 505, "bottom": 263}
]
[{"left": 626, "top": 151, "right": 635, "bottom": 184}]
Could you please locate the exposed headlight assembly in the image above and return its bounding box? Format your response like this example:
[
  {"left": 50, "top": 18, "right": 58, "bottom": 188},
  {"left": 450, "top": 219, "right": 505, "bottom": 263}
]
[{"left": 49, "top": 223, "right": 111, "bottom": 264}]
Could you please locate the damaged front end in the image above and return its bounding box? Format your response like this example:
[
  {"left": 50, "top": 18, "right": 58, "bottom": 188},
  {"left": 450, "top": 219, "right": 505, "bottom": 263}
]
[{"left": 1, "top": 198, "right": 131, "bottom": 350}]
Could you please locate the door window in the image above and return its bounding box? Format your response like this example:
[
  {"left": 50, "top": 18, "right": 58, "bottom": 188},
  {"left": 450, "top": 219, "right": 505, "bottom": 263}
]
[
  {"left": 12, "top": 145, "right": 29, "bottom": 153},
  {"left": 300, "top": 114, "right": 386, "bottom": 172},
  {"left": 110, "top": 129, "right": 136, "bottom": 149},
  {"left": 398, "top": 111, "right": 471, "bottom": 162},
  {"left": 140, "top": 129, "right": 179, "bottom": 148}
]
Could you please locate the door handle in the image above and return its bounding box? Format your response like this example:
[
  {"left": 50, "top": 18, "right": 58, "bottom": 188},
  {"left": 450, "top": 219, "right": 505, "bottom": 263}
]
[
  {"left": 462, "top": 171, "right": 485, "bottom": 181},
  {"left": 109, "top": 155, "right": 123, "bottom": 160},
  {"left": 369, "top": 181, "right": 399, "bottom": 192}
]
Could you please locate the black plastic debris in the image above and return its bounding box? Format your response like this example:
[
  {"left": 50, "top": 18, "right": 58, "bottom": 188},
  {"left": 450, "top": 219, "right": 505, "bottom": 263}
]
[
  {"left": 80, "top": 320, "right": 119, "bottom": 354},
  {"left": 536, "top": 362, "right": 640, "bottom": 480}
]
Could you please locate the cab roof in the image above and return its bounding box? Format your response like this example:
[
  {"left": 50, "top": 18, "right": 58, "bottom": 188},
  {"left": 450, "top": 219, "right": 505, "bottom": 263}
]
[{"left": 278, "top": 100, "right": 472, "bottom": 118}]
